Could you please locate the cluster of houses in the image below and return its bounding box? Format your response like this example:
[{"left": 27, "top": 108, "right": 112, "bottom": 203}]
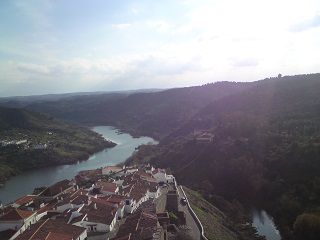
[
  {"left": 0, "top": 140, "right": 28, "bottom": 147},
  {"left": 0, "top": 139, "right": 48, "bottom": 150},
  {"left": 193, "top": 130, "right": 215, "bottom": 144},
  {"left": 0, "top": 164, "right": 176, "bottom": 240}
]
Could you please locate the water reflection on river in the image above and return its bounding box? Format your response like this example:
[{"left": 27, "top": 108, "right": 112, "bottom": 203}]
[
  {"left": 252, "top": 209, "right": 281, "bottom": 240},
  {"left": 0, "top": 126, "right": 157, "bottom": 204}
]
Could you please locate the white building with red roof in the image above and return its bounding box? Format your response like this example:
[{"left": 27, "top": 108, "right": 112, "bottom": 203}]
[
  {"left": 94, "top": 181, "right": 119, "bottom": 195},
  {"left": 12, "top": 195, "right": 36, "bottom": 209},
  {"left": 152, "top": 168, "right": 175, "bottom": 184},
  {"left": 102, "top": 166, "right": 123, "bottom": 176},
  {"left": 0, "top": 208, "right": 37, "bottom": 239},
  {"left": 72, "top": 202, "right": 118, "bottom": 233},
  {"left": 14, "top": 219, "right": 87, "bottom": 240}
]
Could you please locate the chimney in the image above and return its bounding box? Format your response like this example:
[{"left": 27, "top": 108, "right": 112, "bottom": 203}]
[{"left": 94, "top": 203, "right": 97, "bottom": 209}]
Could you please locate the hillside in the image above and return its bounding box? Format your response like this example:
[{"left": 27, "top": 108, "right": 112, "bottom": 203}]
[
  {"left": 25, "top": 82, "right": 252, "bottom": 139},
  {"left": 0, "top": 107, "right": 115, "bottom": 183},
  {"left": 126, "top": 74, "right": 320, "bottom": 240},
  {"left": 5, "top": 73, "right": 320, "bottom": 239}
]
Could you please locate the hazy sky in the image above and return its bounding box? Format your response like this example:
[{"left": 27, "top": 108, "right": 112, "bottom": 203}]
[{"left": 1, "top": 0, "right": 320, "bottom": 97}]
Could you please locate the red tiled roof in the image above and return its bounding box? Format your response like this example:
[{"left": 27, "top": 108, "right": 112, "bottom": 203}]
[
  {"left": 45, "top": 232, "right": 73, "bottom": 240},
  {"left": 103, "top": 195, "right": 126, "bottom": 204},
  {"left": 80, "top": 203, "right": 117, "bottom": 225},
  {"left": 151, "top": 168, "right": 165, "bottom": 175},
  {"left": 15, "top": 219, "right": 86, "bottom": 240},
  {"left": 37, "top": 203, "right": 56, "bottom": 215},
  {"left": 103, "top": 166, "right": 122, "bottom": 173},
  {"left": 90, "top": 197, "right": 117, "bottom": 208},
  {"left": 0, "top": 209, "right": 34, "bottom": 221},
  {"left": 129, "top": 184, "right": 149, "bottom": 202},
  {"left": 112, "top": 234, "right": 131, "bottom": 240},
  {"left": 96, "top": 181, "right": 118, "bottom": 193},
  {"left": 114, "top": 205, "right": 158, "bottom": 240},
  {"left": 41, "top": 180, "right": 71, "bottom": 197},
  {"left": 70, "top": 195, "right": 88, "bottom": 205},
  {"left": 14, "top": 195, "right": 36, "bottom": 206}
]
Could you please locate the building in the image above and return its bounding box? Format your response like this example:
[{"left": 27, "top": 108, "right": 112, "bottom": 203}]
[
  {"left": 39, "top": 179, "right": 73, "bottom": 201},
  {"left": 12, "top": 195, "right": 36, "bottom": 209},
  {"left": 14, "top": 219, "right": 87, "bottom": 240},
  {"left": 102, "top": 166, "right": 123, "bottom": 176},
  {"left": 152, "top": 169, "right": 175, "bottom": 184},
  {"left": 112, "top": 200, "right": 163, "bottom": 240},
  {"left": 94, "top": 181, "right": 119, "bottom": 195},
  {"left": 73, "top": 202, "right": 118, "bottom": 233},
  {"left": 0, "top": 209, "right": 37, "bottom": 239}
]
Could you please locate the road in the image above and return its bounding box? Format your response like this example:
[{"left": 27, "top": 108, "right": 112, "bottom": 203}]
[{"left": 177, "top": 186, "right": 201, "bottom": 240}]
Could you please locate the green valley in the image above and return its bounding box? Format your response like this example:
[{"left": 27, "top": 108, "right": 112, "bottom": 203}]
[{"left": 0, "top": 107, "right": 115, "bottom": 184}]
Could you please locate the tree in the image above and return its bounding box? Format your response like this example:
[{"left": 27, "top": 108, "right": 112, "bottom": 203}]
[{"left": 293, "top": 213, "right": 320, "bottom": 240}]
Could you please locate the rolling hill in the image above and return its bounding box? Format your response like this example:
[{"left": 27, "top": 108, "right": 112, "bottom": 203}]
[
  {"left": 127, "top": 73, "right": 320, "bottom": 239},
  {"left": 5, "top": 73, "right": 320, "bottom": 239},
  {"left": 24, "top": 81, "right": 252, "bottom": 139},
  {"left": 0, "top": 107, "right": 115, "bottom": 183}
]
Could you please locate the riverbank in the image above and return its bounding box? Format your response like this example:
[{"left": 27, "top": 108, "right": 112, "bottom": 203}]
[
  {"left": 0, "top": 132, "right": 115, "bottom": 186},
  {"left": 0, "top": 126, "right": 157, "bottom": 204},
  {"left": 183, "top": 187, "right": 269, "bottom": 240}
]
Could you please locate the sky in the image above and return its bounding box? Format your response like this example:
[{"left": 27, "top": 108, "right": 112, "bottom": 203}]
[{"left": 0, "top": 0, "right": 320, "bottom": 97}]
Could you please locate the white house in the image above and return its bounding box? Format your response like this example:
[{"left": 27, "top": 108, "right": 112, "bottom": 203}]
[
  {"left": 165, "top": 174, "right": 175, "bottom": 184},
  {"left": 0, "top": 209, "right": 37, "bottom": 238},
  {"left": 102, "top": 166, "right": 123, "bottom": 176},
  {"left": 14, "top": 219, "right": 87, "bottom": 240},
  {"left": 11, "top": 195, "right": 35, "bottom": 209},
  {"left": 73, "top": 203, "right": 118, "bottom": 233},
  {"left": 94, "top": 181, "right": 119, "bottom": 195},
  {"left": 56, "top": 195, "right": 89, "bottom": 213},
  {"left": 152, "top": 169, "right": 175, "bottom": 184},
  {"left": 148, "top": 182, "right": 161, "bottom": 198}
]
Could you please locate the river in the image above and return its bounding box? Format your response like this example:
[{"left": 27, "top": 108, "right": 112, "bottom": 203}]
[
  {"left": 0, "top": 126, "right": 157, "bottom": 205},
  {"left": 252, "top": 209, "right": 281, "bottom": 240}
]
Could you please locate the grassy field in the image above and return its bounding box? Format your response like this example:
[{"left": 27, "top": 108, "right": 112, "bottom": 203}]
[{"left": 183, "top": 187, "right": 237, "bottom": 240}]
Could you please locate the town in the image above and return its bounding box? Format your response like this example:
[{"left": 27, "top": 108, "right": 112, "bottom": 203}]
[{"left": 0, "top": 164, "right": 202, "bottom": 240}]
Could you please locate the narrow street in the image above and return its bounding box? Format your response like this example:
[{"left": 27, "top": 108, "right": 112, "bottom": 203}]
[{"left": 177, "top": 186, "right": 201, "bottom": 240}]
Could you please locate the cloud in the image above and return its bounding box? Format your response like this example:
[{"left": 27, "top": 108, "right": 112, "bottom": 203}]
[
  {"left": 230, "top": 58, "right": 259, "bottom": 68},
  {"left": 111, "top": 23, "right": 132, "bottom": 29},
  {"left": 146, "top": 20, "right": 173, "bottom": 33},
  {"left": 13, "top": 0, "right": 53, "bottom": 29},
  {"left": 17, "top": 62, "right": 51, "bottom": 74},
  {"left": 289, "top": 14, "right": 320, "bottom": 32}
]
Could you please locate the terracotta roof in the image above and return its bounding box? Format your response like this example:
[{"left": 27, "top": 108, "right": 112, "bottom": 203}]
[
  {"left": 15, "top": 219, "right": 86, "bottom": 240},
  {"left": 0, "top": 209, "right": 34, "bottom": 221},
  {"left": 40, "top": 180, "right": 71, "bottom": 197},
  {"left": 134, "top": 171, "right": 153, "bottom": 179},
  {"left": 37, "top": 203, "right": 56, "bottom": 215},
  {"left": 112, "top": 234, "right": 131, "bottom": 240},
  {"left": 129, "top": 183, "right": 149, "bottom": 202},
  {"left": 70, "top": 195, "right": 88, "bottom": 205},
  {"left": 114, "top": 205, "right": 158, "bottom": 240},
  {"left": 90, "top": 197, "right": 117, "bottom": 208},
  {"left": 78, "top": 169, "right": 102, "bottom": 176},
  {"left": 96, "top": 181, "right": 118, "bottom": 193},
  {"left": 14, "top": 195, "right": 36, "bottom": 206},
  {"left": 104, "top": 195, "right": 126, "bottom": 204},
  {"left": 80, "top": 203, "right": 117, "bottom": 225},
  {"left": 151, "top": 168, "right": 165, "bottom": 175},
  {"left": 45, "top": 232, "right": 73, "bottom": 240},
  {"left": 103, "top": 166, "right": 122, "bottom": 173}
]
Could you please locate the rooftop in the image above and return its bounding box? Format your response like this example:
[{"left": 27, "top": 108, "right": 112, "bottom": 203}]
[
  {"left": 15, "top": 219, "right": 86, "bottom": 240},
  {"left": 0, "top": 208, "right": 34, "bottom": 221},
  {"left": 14, "top": 195, "right": 36, "bottom": 206},
  {"left": 96, "top": 181, "right": 118, "bottom": 193}
]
